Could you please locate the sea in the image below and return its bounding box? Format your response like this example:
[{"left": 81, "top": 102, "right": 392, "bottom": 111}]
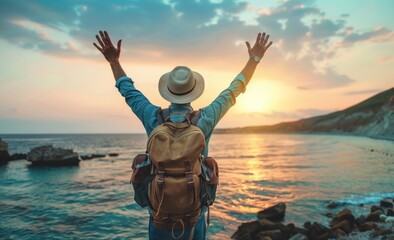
[{"left": 0, "top": 133, "right": 393, "bottom": 239}]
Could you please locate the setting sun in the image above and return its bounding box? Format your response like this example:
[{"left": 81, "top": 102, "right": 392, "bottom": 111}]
[{"left": 234, "top": 80, "right": 280, "bottom": 113}]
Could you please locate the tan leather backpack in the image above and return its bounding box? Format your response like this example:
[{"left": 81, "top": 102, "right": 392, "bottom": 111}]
[
  {"left": 130, "top": 109, "right": 219, "bottom": 237},
  {"left": 148, "top": 110, "right": 205, "bottom": 231}
]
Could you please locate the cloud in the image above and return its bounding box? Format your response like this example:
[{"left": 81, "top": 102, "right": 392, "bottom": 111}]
[
  {"left": 310, "top": 19, "right": 344, "bottom": 39},
  {"left": 338, "top": 27, "right": 394, "bottom": 48},
  {"left": 0, "top": 0, "right": 392, "bottom": 89}
]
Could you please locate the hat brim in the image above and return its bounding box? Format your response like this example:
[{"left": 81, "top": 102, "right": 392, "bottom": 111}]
[{"left": 158, "top": 71, "right": 205, "bottom": 104}]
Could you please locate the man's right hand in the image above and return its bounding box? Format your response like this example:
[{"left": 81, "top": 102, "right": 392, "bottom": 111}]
[{"left": 93, "top": 30, "right": 122, "bottom": 64}]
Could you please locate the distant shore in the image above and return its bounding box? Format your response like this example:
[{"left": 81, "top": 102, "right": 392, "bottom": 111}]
[{"left": 214, "top": 130, "right": 394, "bottom": 141}]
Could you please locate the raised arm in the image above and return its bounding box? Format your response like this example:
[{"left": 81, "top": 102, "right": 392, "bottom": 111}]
[
  {"left": 93, "top": 30, "right": 159, "bottom": 134},
  {"left": 198, "top": 32, "right": 273, "bottom": 136},
  {"left": 242, "top": 32, "right": 272, "bottom": 84},
  {"left": 93, "top": 30, "right": 126, "bottom": 81}
]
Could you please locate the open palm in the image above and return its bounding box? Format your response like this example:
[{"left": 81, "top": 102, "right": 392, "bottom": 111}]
[{"left": 93, "top": 30, "right": 122, "bottom": 64}]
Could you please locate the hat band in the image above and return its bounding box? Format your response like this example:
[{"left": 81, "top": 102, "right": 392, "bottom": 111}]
[{"left": 167, "top": 79, "right": 196, "bottom": 96}]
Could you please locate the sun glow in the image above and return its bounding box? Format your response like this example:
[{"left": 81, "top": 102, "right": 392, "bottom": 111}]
[{"left": 234, "top": 80, "right": 280, "bottom": 113}]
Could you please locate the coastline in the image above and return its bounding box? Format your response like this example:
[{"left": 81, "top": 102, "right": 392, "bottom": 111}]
[{"left": 213, "top": 130, "right": 394, "bottom": 142}]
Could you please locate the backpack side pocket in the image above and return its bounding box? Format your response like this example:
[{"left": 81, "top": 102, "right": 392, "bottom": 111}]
[
  {"left": 130, "top": 153, "right": 154, "bottom": 207},
  {"left": 201, "top": 156, "right": 219, "bottom": 206}
]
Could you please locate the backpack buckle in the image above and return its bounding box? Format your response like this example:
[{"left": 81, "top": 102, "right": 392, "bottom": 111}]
[{"left": 157, "top": 170, "right": 165, "bottom": 185}]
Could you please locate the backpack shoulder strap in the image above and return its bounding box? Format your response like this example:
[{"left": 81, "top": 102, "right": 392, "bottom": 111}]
[
  {"left": 156, "top": 108, "right": 171, "bottom": 125},
  {"left": 189, "top": 109, "right": 201, "bottom": 126},
  {"left": 157, "top": 108, "right": 201, "bottom": 125}
]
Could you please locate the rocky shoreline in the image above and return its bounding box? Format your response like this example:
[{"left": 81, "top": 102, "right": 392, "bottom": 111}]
[
  {"left": 232, "top": 200, "right": 394, "bottom": 240},
  {"left": 0, "top": 138, "right": 119, "bottom": 166}
]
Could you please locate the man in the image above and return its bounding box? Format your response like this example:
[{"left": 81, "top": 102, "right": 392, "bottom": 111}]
[{"left": 93, "top": 30, "right": 272, "bottom": 240}]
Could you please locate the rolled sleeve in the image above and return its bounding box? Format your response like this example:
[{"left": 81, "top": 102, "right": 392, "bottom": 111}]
[
  {"left": 198, "top": 73, "right": 247, "bottom": 136},
  {"left": 115, "top": 76, "right": 159, "bottom": 135}
]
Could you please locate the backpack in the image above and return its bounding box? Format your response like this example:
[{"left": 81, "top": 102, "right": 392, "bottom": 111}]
[{"left": 130, "top": 108, "right": 219, "bottom": 232}]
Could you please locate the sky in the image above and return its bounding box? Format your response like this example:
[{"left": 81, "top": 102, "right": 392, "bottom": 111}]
[{"left": 0, "top": 0, "right": 393, "bottom": 134}]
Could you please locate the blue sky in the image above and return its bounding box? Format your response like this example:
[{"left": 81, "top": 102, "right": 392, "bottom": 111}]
[{"left": 0, "top": 0, "right": 393, "bottom": 133}]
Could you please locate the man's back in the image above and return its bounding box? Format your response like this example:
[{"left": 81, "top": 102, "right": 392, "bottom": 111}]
[{"left": 93, "top": 30, "right": 272, "bottom": 240}]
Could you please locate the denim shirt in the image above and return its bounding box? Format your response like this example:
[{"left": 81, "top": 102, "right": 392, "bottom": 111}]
[{"left": 115, "top": 73, "right": 246, "bottom": 156}]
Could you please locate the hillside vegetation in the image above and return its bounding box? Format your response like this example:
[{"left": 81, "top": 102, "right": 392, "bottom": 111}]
[{"left": 216, "top": 88, "right": 394, "bottom": 140}]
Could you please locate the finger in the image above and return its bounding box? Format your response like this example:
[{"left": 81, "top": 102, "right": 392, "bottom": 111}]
[
  {"left": 260, "top": 32, "right": 266, "bottom": 44},
  {"left": 104, "top": 31, "right": 113, "bottom": 45},
  {"left": 93, "top": 43, "right": 103, "bottom": 53},
  {"left": 95, "top": 35, "right": 105, "bottom": 48},
  {"left": 253, "top": 33, "right": 261, "bottom": 48},
  {"left": 99, "top": 31, "right": 107, "bottom": 44},
  {"left": 117, "top": 39, "right": 122, "bottom": 53},
  {"left": 266, "top": 41, "right": 273, "bottom": 50},
  {"left": 245, "top": 41, "right": 251, "bottom": 52},
  {"left": 263, "top": 34, "right": 270, "bottom": 45}
]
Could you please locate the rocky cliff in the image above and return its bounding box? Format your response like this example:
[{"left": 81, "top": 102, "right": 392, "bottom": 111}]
[{"left": 216, "top": 88, "right": 394, "bottom": 140}]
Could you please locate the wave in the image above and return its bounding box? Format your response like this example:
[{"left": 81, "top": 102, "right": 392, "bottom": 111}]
[{"left": 331, "top": 192, "right": 394, "bottom": 206}]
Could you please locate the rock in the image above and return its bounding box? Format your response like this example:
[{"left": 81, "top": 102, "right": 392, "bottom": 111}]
[
  {"left": 330, "top": 209, "right": 355, "bottom": 227},
  {"left": 10, "top": 153, "right": 27, "bottom": 160},
  {"left": 257, "top": 203, "right": 286, "bottom": 222},
  {"left": 232, "top": 220, "right": 261, "bottom": 240},
  {"left": 109, "top": 153, "right": 119, "bottom": 157},
  {"left": 373, "top": 228, "right": 393, "bottom": 237},
  {"left": 256, "top": 230, "right": 282, "bottom": 240},
  {"left": 293, "top": 227, "right": 308, "bottom": 236},
  {"left": 258, "top": 219, "right": 276, "bottom": 229},
  {"left": 288, "top": 233, "right": 308, "bottom": 240},
  {"left": 371, "top": 205, "right": 384, "bottom": 213},
  {"left": 274, "top": 223, "right": 291, "bottom": 239},
  {"left": 359, "top": 222, "right": 378, "bottom": 232},
  {"left": 233, "top": 201, "right": 394, "bottom": 240},
  {"left": 0, "top": 150, "right": 10, "bottom": 165},
  {"left": 387, "top": 208, "right": 394, "bottom": 216},
  {"left": 306, "top": 222, "right": 330, "bottom": 240},
  {"left": 27, "top": 145, "right": 80, "bottom": 166},
  {"left": 0, "top": 138, "right": 10, "bottom": 164},
  {"left": 380, "top": 199, "right": 394, "bottom": 208},
  {"left": 330, "top": 228, "right": 347, "bottom": 238},
  {"left": 323, "top": 212, "right": 335, "bottom": 218},
  {"left": 80, "top": 154, "right": 106, "bottom": 160},
  {"left": 331, "top": 220, "right": 352, "bottom": 234},
  {"left": 258, "top": 236, "right": 272, "bottom": 240},
  {"left": 356, "top": 215, "right": 366, "bottom": 226},
  {"left": 303, "top": 222, "right": 311, "bottom": 230},
  {"left": 366, "top": 210, "right": 384, "bottom": 222},
  {"left": 80, "top": 155, "right": 93, "bottom": 160},
  {"left": 326, "top": 201, "right": 342, "bottom": 209}
]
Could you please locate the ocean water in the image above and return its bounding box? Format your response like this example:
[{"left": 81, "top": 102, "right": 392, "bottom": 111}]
[{"left": 0, "top": 133, "right": 393, "bottom": 239}]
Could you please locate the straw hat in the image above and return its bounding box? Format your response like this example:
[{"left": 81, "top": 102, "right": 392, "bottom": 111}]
[{"left": 158, "top": 66, "right": 205, "bottom": 104}]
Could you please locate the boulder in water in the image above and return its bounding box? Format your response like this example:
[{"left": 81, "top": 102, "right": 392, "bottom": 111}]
[
  {"left": 257, "top": 202, "right": 286, "bottom": 222},
  {"left": 27, "top": 145, "right": 80, "bottom": 166},
  {"left": 10, "top": 153, "right": 27, "bottom": 161},
  {"left": 0, "top": 138, "right": 10, "bottom": 165},
  {"left": 387, "top": 209, "right": 394, "bottom": 217},
  {"left": 380, "top": 199, "right": 394, "bottom": 208}
]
